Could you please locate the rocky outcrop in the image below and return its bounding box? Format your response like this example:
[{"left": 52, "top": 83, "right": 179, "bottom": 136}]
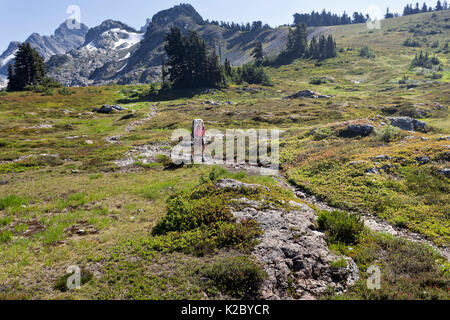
[
  {"left": 285, "top": 90, "right": 333, "bottom": 99},
  {"left": 215, "top": 179, "right": 359, "bottom": 300},
  {"left": 339, "top": 124, "right": 375, "bottom": 138},
  {"left": 388, "top": 117, "right": 426, "bottom": 132}
]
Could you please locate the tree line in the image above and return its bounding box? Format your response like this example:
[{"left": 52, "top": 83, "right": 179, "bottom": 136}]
[
  {"left": 204, "top": 20, "right": 272, "bottom": 32},
  {"left": 293, "top": 10, "right": 368, "bottom": 27},
  {"left": 266, "top": 24, "right": 337, "bottom": 65},
  {"left": 403, "top": 1, "right": 448, "bottom": 15}
]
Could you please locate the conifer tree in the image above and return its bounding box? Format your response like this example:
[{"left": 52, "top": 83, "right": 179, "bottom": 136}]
[
  {"left": 252, "top": 42, "right": 264, "bottom": 65},
  {"left": 7, "top": 43, "right": 46, "bottom": 92}
]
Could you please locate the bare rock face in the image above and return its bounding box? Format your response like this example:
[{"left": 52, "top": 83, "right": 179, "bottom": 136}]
[{"left": 215, "top": 179, "right": 359, "bottom": 300}]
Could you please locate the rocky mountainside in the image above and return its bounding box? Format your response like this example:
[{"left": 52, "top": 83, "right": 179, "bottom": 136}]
[
  {"left": 47, "top": 20, "right": 145, "bottom": 87},
  {"left": 47, "top": 4, "right": 289, "bottom": 87},
  {"left": 0, "top": 20, "right": 89, "bottom": 79}
]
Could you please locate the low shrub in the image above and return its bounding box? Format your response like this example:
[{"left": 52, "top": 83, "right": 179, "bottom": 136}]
[
  {"left": 359, "top": 46, "right": 376, "bottom": 58},
  {"left": 53, "top": 269, "right": 93, "bottom": 292},
  {"left": 317, "top": 210, "right": 365, "bottom": 245},
  {"left": 200, "top": 256, "right": 267, "bottom": 298}
]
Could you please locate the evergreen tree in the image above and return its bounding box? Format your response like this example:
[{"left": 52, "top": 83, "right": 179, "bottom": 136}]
[
  {"left": 436, "top": 0, "right": 443, "bottom": 10},
  {"left": 325, "top": 35, "right": 337, "bottom": 59},
  {"left": 252, "top": 42, "right": 264, "bottom": 65},
  {"left": 422, "top": 2, "right": 429, "bottom": 12},
  {"left": 285, "top": 24, "right": 308, "bottom": 59},
  {"left": 7, "top": 43, "right": 46, "bottom": 92},
  {"left": 164, "top": 27, "right": 225, "bottom": 89}
]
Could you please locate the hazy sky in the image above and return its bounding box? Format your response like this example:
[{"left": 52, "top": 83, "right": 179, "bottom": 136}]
[{"left": 0, "top": 0, "right": 417, "bottom": 52}]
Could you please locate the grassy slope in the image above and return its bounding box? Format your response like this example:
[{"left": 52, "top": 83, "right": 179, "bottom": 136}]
[{"left": 0, "top": 11, "right": 449, "bottom": 299}]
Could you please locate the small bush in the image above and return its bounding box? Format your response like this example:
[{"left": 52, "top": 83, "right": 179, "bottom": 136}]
[
  {"left": 309, "top": 77, "right": 325, "bottom": 85},
  {"left": 58, "top": 88, "right": 72, "bottom": 95},
  {"left": 313, "top": 127, "right": 333, "bottom": 141},
  {"left": 317, "top": 210, "right": 365, "bottom": 245},
  {"left": 0, "top": 230, "right": 13, "bottom": 244},
  {"left": 359, "top": 46, "right": 376, "bottom": 58},
  {"left": 403, "top": 38, "right": 422, "bottom": 47},
  {"left": 376, "top": 125, "right": 403, "bottom": 143},
  {"left": 201, "top": 256, "right": 266, "bottom": 298}
]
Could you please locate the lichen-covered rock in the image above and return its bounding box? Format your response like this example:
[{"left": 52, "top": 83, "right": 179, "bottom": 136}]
[
  {"left": 388, "top": 117, "right": 427, "bottom": 132},
  {"left": 215, "top": 180, "right": 359, "bottom": 300},
  {"left": 340, "top": 124, "right": 375, "bottom": 138}
]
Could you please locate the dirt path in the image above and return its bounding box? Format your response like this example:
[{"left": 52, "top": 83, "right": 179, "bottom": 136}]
[
  {"left": 273, "top": 176, "right": 450, "bottom": 261},
  {"left": 106, "top": 107, "right": 158, "bottom": 144}
]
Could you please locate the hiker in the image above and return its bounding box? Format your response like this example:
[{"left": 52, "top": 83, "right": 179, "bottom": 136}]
[{"left": 191, "top": 119, "right": 206, "bottom": 163}]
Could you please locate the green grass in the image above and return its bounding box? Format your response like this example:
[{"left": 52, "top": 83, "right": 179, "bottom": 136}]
[{"left": 0, "top": 10, "right": 448, "bottom": 300}]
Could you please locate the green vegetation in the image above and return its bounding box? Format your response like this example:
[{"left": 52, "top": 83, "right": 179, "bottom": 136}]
[
  {"left": 317, "top": 210, "right": 365, "bottom": 245},
  {"left": 7, "top": 43, "right": 60, "bottom": 92},
  {"left": 0, "top": 9, "right": 448, "bottom": 300},
  {"left": 199, "top": 256, "right": 266, "bottom": 299}
]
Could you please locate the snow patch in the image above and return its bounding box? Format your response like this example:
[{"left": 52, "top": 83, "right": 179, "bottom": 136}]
[
  {"left": 117, "top": 63, "right": 127, "bottom": 73},
  {"left": 0, "top": 50, "right": 17, "bottom": 67},
  {"left": 119, "top": 52, "right": 131, "bottom": 61},
  {"left": 0, "top": 76, "right": 7, "bottom": 89}
]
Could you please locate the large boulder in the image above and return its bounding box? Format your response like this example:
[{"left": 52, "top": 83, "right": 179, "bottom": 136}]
[
  {"left": 215, "top": 179, "right": 359, "bottom": 300},
  {"left": 93, "top": 105, "right": 128, "bottom": 114},
  {"left": 340, "top": 124, "right": 375, "bottom": 138},
  {"left": 388, "top": 117, "right": 426, "bottom": 132},
  {"left": 285, "top": 90, "right": 333, "bottom": 99}
]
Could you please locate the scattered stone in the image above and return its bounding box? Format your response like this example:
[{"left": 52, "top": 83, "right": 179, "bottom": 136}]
[
  {"left": 437, "top": 168, "right": 450, "bottom": 177},
  {"left": 85, "top": 140, "right": 94, "bottom": 145},
  {"left": 376, "top": 155, "right": 392, "bottom": 161},
  {"left": 215, "top": 179, "right": 270, "bottom": 192},
  {"left": 415, "top": 156, "right": 431, "bottom": 165},
  {"left": 340, "top": 124, "right": 375, "bottom": 138},
  {"left": 437, "top": 136, "right": 450, "bottom": 141},
  {"left": 65, "top": 222, "right": 98, "bottom": 236},
  {"left": 349, "top": 161, "right": 365, "bottom": 166},
  {"left": 365, "top": 167, "right": 380, "bottom": 175}
]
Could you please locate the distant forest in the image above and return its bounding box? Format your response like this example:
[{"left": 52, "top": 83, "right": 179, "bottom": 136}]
[{"left": 205, "top": 1, "right": 450, "bottom": 31}]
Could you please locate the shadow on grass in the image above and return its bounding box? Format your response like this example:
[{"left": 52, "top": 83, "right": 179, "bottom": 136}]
[{"left": 116, "top": 87, "right": 223, "bottom": 104}]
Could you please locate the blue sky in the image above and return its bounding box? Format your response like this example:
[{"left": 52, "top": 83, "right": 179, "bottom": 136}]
[{"left": 0, "top": 0, "right": 416, "bottom": 52}]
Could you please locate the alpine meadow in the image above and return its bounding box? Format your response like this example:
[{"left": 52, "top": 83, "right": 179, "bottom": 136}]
[{"left": 0, "top": 1, "right": 449, "bottom": 304}]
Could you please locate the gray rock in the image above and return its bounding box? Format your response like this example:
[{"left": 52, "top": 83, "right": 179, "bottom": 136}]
[
  {"left": 220, "top": 180, "right": 359, "bottom": 300},
  {"left": 437, "top": 168, "right": 450, "bottom": 177},
  {"left": 365, "top": 167, "right": 380, "bottom": 175},
  {"left": 340, "top": 124, "right": 375, "bottom": 138},
  {"left": 286, "top": 90, "right": 333, "bottom": 99},
  {"left": 415, "top": 156, "right": 430, "bottom": 165},
  {"left": 388, "top": 117, "right": 426, "bottom": 132},
  {"left": 94, "top": 104, "right": 127, "bottom": 114},
  {"left": 376, "top": 155, "right": 392, "bottom": 161},
  {"left": 215, "top": 179, "right": 270, "bottom": 192}
]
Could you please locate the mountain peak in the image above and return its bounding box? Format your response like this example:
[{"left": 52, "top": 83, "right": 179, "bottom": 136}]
[
  {"left": 84, "top": 20, "right": 138, "bottom": 45},
  {"left": 151, "top": 3, "right": 204, "bottom": 27},
  {"left": 54, "top": 20, "right": 89, "bottom": 37}
]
